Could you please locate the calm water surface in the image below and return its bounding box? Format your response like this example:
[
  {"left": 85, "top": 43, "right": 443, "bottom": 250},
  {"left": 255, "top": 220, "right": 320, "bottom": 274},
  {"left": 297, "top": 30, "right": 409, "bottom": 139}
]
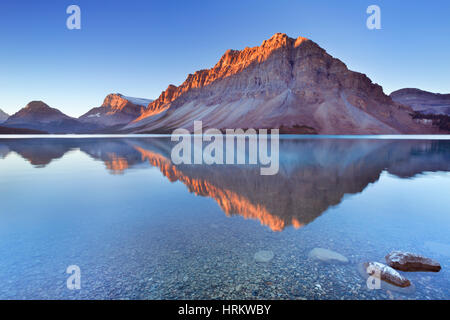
[{"left": 0, "top": 136, "right": 449, "bottom": 299}]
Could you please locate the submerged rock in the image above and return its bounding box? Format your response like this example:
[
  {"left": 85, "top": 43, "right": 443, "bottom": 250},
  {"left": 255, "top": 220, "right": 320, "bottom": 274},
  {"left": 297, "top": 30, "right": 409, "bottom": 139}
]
[
  {"left": 386, "top": 251, "right": 441, "bottom": 272},
  {"left": 308, "top": 248, "right": 349, "bottom": 263},
  {"left": 254, "top": 250, "right": 274, "bottom": 263},
  {"left": 363, "top": 262, "right": 411, "bottom": 288}
]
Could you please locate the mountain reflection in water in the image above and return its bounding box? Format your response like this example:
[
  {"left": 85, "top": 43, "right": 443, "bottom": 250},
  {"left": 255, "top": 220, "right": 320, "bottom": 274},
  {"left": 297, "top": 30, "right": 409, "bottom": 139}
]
[{"left": 1, "top": 137, "right": 449, "bottom": 231}]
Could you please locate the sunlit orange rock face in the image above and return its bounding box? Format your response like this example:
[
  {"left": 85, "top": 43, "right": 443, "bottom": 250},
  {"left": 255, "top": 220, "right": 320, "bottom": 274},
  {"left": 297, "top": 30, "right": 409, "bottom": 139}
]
[
  {"left": 101, "top": 94, "right": 142, "bottom": 114},
  {"left": 79, "top": 94, "right": 151, "bottom": 127},
  {"left": 135, "top": 33, "right": 308, "bottom": 122}
]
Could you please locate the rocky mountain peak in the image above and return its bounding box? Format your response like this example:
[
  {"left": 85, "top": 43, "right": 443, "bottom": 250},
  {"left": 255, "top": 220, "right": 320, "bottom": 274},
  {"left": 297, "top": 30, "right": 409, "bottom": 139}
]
[
  {"left": 261, "top": 32, "right": 308, "bottom": 49},
  {"left": 11, "top": 101, "right": 69, "bottom": 120},
  {"left": 136, "top": 33, "right": 314, "bottom": 122},
  {"left": 79, "top": 93, "right": 153, "bottom": 127},
  {"left": 24, "top": 101, "right": 57, "bottom": 111},
  {"left": 101, "top": 93, "right": 153, "bottom": 110},
  {"left": 127, "top": 33, "right": 434, "bottom": 134},
  {"left": 102, "top": 94, "right": 132, "bottom": 110}
]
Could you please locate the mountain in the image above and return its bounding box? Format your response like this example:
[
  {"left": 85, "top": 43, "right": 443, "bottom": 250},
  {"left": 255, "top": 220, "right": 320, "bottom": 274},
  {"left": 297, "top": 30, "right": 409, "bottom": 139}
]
[
  {"left": 390, "top": 88, "right": 450, "bottom": 116},
  {"left": 79, "top": 93, "right": 153, "bottom": 127},
  {"left": 0, "top": 109, "right": 9, "bottom": 123},
  {"left": 124, "top": 33, "right": 434, "bottom": 134},
  {"left": 3, "top": 101, "right": 97, "bottom": 133}
]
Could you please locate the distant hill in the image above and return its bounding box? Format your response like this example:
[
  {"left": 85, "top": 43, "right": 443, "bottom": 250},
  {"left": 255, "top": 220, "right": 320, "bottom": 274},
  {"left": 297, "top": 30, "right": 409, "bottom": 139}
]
[
  {"left": 3, "top": 101, "right": 98, "bottom": 133},
  {"left": 390, "top": 88, "right": 450, "bottom": 116}
]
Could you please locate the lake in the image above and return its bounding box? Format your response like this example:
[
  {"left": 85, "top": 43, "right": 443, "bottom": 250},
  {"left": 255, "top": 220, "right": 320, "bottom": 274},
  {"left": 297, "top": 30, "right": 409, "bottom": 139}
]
[{"left": 0, "top": 135, "right": 449, "bottom": 299}]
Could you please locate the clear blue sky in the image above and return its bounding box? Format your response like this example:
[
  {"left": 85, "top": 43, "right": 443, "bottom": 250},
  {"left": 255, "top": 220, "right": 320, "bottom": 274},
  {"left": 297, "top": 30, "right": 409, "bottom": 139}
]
[{"left": 0, "top": 0, "right": 449, "bottom": 117}]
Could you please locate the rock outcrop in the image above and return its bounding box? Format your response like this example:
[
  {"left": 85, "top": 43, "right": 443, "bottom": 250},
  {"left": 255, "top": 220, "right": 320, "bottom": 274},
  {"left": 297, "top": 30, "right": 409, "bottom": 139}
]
[
  {"left": 390, "top": 88, "right": 450, "bottom": 116},
  {"left": 79, "top": 93, "right": 152, "bottom": 127},
  {"left": 385, "top": 251, "right": 441, "bottom": 272},
  {"left": 126, "top": 33, "right": 433, "bottom": 134}
]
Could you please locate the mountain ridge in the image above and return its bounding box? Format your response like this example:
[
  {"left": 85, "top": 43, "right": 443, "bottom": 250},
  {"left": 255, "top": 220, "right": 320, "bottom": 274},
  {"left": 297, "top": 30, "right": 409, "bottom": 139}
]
[
  {"left": 3, "top": 101, "right": 96, "bottom": 133},
  {"left": 134, "top": 33, "right": 310, "bottom": 122},
  {"left": 390, "top": 88, "right": 450, "bottom": 116},
  {"left": 125, "top": 33, "right": 435, "bottom": 134},
  {"left": 1, "top": 34, "right": 447, "bottom": 134}
]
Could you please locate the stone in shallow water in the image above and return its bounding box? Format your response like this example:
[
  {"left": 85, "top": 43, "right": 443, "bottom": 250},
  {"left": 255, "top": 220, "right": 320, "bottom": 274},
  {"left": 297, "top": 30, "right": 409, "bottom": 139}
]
[
  {"left": 254, "top": 250, "right": 274, "bottom": 263},
  {"left": 357, "top": 262, "right": 416, "bottom": 294},
  {"left": 308, "top": 248, "right": 348, "bottom": 263},
  {"left": 385, "top": 251, "right": 441, "bottom": 272},
  {"left": 363, "top": 262, "right": 411, "bottom": 288}
]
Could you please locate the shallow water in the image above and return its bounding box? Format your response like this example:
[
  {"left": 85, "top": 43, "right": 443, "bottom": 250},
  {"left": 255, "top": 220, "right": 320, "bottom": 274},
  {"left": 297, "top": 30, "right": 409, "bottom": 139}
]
[{"left": 0, "top": 136, "right": 449, "bottom": 300}]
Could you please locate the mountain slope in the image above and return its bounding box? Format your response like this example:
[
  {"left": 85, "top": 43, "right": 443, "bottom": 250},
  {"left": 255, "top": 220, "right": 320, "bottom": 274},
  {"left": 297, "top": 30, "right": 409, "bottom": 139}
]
[
  {"left": 124, "top": 33, "right": 433, "bottom": 134},
  {"left": 0, "top": 109, "right": 9, "bottom": 123},
  {"left": 390, "top": 88, "right": 450, "bottom": 116},
  {"left": 3, "top": 101, "right": 97, "bottom": 133},
  {"left": 79, "top": 93, "right": 152, "bottom": 127},
  {"left": 0, "top": 126, "right": 46, "bottom": 134}
]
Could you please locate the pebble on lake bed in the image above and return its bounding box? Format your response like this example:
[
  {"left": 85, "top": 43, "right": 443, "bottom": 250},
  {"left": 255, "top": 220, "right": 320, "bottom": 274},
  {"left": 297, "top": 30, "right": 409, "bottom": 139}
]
[
  {"left": 254, "top": 250, "right": 274, "bottom": 263},
  {"left": 308, "top": 248, "right": 349, "bottom": 263}
]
